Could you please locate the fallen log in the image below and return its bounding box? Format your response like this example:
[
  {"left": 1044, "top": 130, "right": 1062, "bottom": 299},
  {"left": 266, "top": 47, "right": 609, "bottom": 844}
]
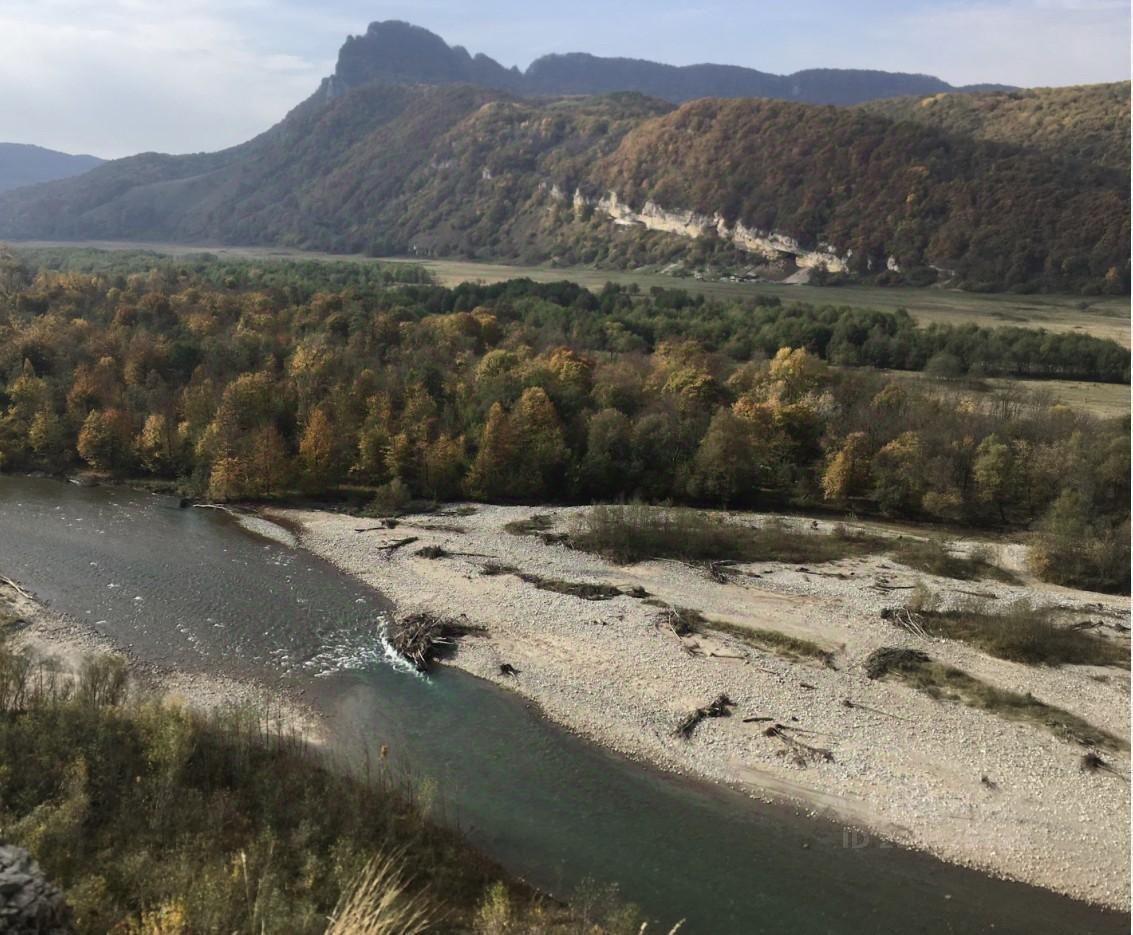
[
  {"left": 674, "top": 693, "right": 736, "bottom": 739},
  {"left": 376, "top": 536, "right": 419, "bottom": 555}
]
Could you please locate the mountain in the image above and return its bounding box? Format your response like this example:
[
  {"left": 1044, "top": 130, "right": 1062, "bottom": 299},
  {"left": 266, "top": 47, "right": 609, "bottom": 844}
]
[
  {"left": 321, "top": 21, "right": 1009, "bottom": 106},
  {"left": 0, "top": 143, "right": 103, "bottom": 193},
  {"left": 861, "top": 82, "right": 1131, "bottom": 171},
  {"left": 0, "top": 24, "right": 1126, "bottom": 294}
]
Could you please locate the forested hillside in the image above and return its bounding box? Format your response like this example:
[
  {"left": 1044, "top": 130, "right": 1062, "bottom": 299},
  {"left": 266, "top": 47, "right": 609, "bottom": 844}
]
[
  {"left": 0, "top": 79, "right": 1127, "bottom": 294},
  {"left": 862, "top": 83, "right": 1131, "bottom": 171},
  {"left": 0, "top": 251, "right": 1127, "bottom": 590}
]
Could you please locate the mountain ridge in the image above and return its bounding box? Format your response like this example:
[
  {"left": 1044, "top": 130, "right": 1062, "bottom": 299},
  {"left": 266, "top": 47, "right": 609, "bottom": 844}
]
[
  {"left": 0, "top": 143, "right": 103, "bottom": 194},
  {"left": 0, "top": 23, "right": 1126, "bottom": 294},
  {"left": 321, "top": 21, "right": 1013, "bottom": 106}
]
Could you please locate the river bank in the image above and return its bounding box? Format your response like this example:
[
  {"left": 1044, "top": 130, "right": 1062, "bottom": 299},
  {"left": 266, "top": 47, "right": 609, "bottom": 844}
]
[
  {"left": 277, "top": 503, "right": 1132, "bottom": 911},
  {"left": 0, "top": 576, "right": 325, "bottom": 741}
]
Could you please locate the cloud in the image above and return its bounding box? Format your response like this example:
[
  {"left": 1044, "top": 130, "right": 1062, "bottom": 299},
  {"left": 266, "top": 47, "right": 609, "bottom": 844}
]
[
  {"left": 0, "top": 0, "right": 328, "bottom": 157},
  {"left": 874, "top": 1, "right": 1131, "bottom": 86}
]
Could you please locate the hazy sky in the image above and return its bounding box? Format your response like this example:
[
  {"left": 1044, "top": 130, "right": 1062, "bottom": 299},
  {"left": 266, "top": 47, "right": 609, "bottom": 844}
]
[{"left": 1, "top": 0, "right": 1128, "bottom": 158}]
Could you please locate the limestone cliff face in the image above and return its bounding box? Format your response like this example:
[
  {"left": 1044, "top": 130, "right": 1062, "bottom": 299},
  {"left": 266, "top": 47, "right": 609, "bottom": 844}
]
[{"left": 577, "top": 189, "right": 850, "bottom": 272}]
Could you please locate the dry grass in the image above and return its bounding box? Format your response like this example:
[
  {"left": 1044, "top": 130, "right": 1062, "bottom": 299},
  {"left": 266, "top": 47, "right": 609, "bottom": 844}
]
[
  {"left": 888, "top": 539, "right": 1018, "bottom": 584},
  {"left": 914, "top": 602, "right": 1129, "bottom": 668},
  {"left": 865, "top": 647, "right": 1126, "bottom": 752},
  {"left": 325, "top": 851, "right": 436, "bottom": 935},
  {"left": 569, "top": 505, "right": 882, "bottom": 566},
  {"left": 707, "top": 619, "right": 837, "bottom": 667}
]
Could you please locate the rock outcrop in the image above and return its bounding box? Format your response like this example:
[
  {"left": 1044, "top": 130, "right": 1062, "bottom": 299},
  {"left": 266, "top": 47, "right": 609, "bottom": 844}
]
[{"left": 0, "top": 845, "right": 73, "bottom": 934}]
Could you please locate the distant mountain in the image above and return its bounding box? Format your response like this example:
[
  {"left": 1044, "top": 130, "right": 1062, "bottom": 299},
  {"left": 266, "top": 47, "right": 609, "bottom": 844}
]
[
  {"left": 862, "top": 82, "right": 1131, "bottom": 171},
  {"left": 321, "top": 21, "right": 1012, "bottom": 106},
  {"left": 0, "top": 143, "right": 103, "bottom": 193},
  {"left": 0, "top": 23, "right": 1126, "bottom": 293}
]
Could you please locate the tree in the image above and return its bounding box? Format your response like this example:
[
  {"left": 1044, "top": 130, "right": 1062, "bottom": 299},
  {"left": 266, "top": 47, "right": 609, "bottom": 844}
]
[
  {"left": 28, "top": 409, "right": 69, "bottom": 465},
  {"left": 466, "top": 403, "right": 514, "bottom": 500},
  {"left": 690, "top": 409, "right": 760, "bottom": 504},
  {"left": 77, "top": 409, "right": 133, "bottom": 473},
  {"left": 137, "top": 413, "right": 175, "bottom": 475},
  {"left": 822, "top": 432, "right": 872, "bottom": 501},
  {"left": 971, "top": 434, "right": 1014, "bottom": 523},
  {"left": 507, "top": 387, "right": 568, "bottom": 500},
  {"left": 871, "top": 431, "right": 925, "bottom": 515},
  {"left": 422, "top": 435, "right": 465, "bottom": 500},
  {"left": 581, "top": 409, "right": 635, "bottom": 498},
  {"left": 299, "top": 408, "right": 339, "bottom": 488}
]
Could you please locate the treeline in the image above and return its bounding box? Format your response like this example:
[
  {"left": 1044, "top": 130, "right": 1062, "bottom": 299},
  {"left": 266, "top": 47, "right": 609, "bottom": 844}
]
[{"left": 0, "top": 258, "right": 1127, "bottom": 588}]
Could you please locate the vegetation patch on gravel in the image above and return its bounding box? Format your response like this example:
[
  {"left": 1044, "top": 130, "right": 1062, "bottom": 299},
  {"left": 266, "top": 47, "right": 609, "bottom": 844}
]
[
  {"left": 569, "top": 505, "right": 884, "bottom": 566},
  {"left": 865, "top": 647, "right": 1126, "bottom": 752},
  {"left": 916, "top": 605, "right": 1128, "bottom": 668},
  {"left": 887, "top": 539, "right": 1019, "bottom": 584},
  {"left": 481, "top": 562, "right": 625, "bottom": 601}
]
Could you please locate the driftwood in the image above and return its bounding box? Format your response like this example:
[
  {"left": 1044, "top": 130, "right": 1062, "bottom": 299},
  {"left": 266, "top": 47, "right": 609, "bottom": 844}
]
[
  {"left": 413, "top": 545, "right": 493, "bottom": 561},
  {"left": 673, "top": 693, "right": 736, "bottom": 739},
  {"left": 707, "top": 561, "right": 736, "bottom": 584},
  {"left": 841, "top": 698, "right": 908, "bottom": 721},
  {"left": 0, "top": 576, "right": 34, "bottom": 601},
  {"left": 1080, "top": 752, "right": 1127, "bottom": 780},
  {"left": 764, "top": 724, "right": 835, "bottom": 767},
  {"left": 376, "top": 536, "right": 419, "bottom": 555},
  {"left": 355, "top": 519, "right": 401, "bottom": 533},
  {"left": 499, "top": 663, "right": 519, "bottom": 677},
  {"left": 388, "top": 613, "right": 484, "bottom": 671},
  {"left": 742, "top": 716, "right": 775, "bottom": 724},
  {"left": 882, "top": 607, "right": 930, "bottom": 640}
]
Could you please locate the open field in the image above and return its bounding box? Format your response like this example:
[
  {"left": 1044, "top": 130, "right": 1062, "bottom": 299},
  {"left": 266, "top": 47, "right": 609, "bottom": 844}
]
[
  {"left": 280, "top": 503, "right": 1131, "bottom": 910},
  {"left": 11, "top": 240, "right": 1130, "bottom": 346},
  {"left": 873, "top": 369, "right": 1131, "bottom": 417}
]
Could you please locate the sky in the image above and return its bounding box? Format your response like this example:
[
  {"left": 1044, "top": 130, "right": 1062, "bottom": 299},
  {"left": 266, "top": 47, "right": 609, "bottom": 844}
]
[{"left": 0, "top": 0, "right": 1128, "bottom": 159}]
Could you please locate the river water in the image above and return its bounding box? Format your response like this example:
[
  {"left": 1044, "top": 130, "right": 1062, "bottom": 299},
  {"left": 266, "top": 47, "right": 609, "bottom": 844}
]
[{"left": 0, "top": 476, "right": 1125, "bottom": 934}]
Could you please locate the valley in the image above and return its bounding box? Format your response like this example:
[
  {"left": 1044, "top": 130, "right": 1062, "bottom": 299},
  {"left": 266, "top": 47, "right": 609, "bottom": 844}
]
[
  {"left": 12, "top": 240, "right": 1132, "bottom": 344},
  {"left": 0, "top": 9, "right": 1129, "bottom": 933}
]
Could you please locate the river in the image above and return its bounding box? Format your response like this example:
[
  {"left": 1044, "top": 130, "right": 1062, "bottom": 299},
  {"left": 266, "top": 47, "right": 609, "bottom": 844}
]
[{"left": 0, "top": 476, "right": 1125, "bottom": 934}]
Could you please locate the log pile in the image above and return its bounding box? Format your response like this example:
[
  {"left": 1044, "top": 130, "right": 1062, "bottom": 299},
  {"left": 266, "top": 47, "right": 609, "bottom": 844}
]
[{"left": 388, "top": 613, "right": 484, "bottom": 672}]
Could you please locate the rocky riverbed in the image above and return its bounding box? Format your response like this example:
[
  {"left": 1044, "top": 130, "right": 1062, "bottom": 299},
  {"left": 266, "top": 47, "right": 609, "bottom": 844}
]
[{"left": 277, "top": 504, "right": 1132, "bottom": 910}]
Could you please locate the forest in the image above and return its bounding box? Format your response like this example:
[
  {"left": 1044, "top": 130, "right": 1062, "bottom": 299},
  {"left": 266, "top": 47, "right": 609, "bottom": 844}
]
[{"left": 1, "top": 250, "right": 1128, "bottom": 590}]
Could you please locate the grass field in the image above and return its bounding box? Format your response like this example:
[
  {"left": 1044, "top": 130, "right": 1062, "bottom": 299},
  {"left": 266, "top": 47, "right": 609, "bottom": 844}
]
[
  {"left": 876, "top": 369, "right": 1131, "bottom": 417},
  {"left": 12, "top": 241, "right": 1131, "bottom": 346}
]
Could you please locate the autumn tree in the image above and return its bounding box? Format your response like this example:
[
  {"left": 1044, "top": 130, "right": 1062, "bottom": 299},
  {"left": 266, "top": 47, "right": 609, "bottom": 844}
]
[
  {"left": 77, "top": 409, "right": 134, "bottom": 473},
  {"left": 822, "top": 432, "right": 872, "bottom": 502}
]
